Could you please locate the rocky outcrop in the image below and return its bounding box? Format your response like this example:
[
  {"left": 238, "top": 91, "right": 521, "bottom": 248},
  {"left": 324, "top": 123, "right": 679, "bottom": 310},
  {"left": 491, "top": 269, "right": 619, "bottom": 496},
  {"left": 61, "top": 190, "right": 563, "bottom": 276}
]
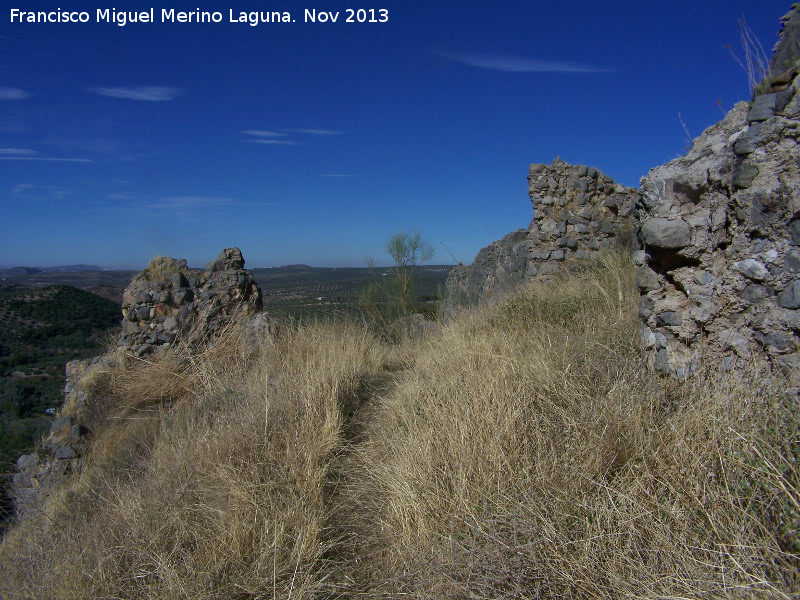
[
  {"left": 635, "top": 12, "right": 800, "bottom": 378},
  {"left": 768, "top": 6, "right": 800, "bottom": 87},
  {"left": 121, "top": 247, "right": 262, "bottom": 356},
  {"left": 443, "top": 159, "right": 637, "bottom": 312},
  {"left": 11, "top": 357, "right": 101, "bottom": 520},
  {"left": 11, "top": 248, "right": 267, "bottom": 522}
]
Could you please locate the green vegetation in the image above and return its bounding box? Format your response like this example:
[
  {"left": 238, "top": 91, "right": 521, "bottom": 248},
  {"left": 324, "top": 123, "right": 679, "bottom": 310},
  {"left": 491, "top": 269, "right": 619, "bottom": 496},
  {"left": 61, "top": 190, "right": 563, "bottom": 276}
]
[
  {"left": 1, "top": 251, "right": 797, "bottom": 598},
  {"left": 251, "top": 264, "right": 450, "bottom": 322},
  {"left": 361, "top": 230, "right": 438, "bottom": 337},
  {"left": 0, "top": 285, "right": 120, "bottom": 480}
]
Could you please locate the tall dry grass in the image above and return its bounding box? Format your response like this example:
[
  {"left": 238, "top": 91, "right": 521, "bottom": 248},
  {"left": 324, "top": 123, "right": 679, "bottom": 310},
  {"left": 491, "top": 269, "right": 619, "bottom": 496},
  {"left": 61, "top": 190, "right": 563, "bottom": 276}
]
[
  {"left": 1, "top": 251, "right": 797, "bottom": 599},
  {"left": 0, "top": 317, "right": 384, "bottom": 599},
  {"left": 341, "top": 253, "right": 800, "bottom": 598}
]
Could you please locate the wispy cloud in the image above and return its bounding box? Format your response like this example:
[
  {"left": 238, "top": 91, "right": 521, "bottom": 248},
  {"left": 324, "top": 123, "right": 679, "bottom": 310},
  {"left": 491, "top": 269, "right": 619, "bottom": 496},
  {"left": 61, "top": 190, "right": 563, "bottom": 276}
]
[
  {"left": 0, "top": 148, "right": 37, "bottom": 155},
  {"left": 89, "top": 86, "right": 183, "bottom": 101},
  {"left": 290, "top": 129, "right": 343, "bottom": 135},
  {"left": 147, "top": 196, "right": 236, "bottom": 210},
  {"left": 249, "top": 139, "right": 300, "bottom": 145},
  {"left": 242, "top": 130, "right": 285, "bottom": 138},
  {"left": 12, "top": 184, "right": 71, "bottom": 201},
  {"left": 242, "top": 128, "right": 343, "bottom": 146},
  {"left": 440, "top": 52, "right": 611, "bottom": 73},
  {"left": 0, "top": 87, "right": 31, "bottom": 100},
  {"left": 0, "top": 156, "right": 92, "bottom": 162}
]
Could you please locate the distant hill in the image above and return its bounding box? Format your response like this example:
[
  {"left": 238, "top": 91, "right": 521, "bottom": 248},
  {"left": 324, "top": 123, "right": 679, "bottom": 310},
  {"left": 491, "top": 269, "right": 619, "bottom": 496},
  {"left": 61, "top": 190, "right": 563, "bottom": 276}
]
[{"left": 0, "top": 265, "right": 113, "bottom": 278}]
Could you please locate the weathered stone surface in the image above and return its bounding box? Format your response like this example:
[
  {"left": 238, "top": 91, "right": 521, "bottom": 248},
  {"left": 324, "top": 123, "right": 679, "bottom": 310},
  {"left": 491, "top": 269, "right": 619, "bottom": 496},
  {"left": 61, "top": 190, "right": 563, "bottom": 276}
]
[
  {"left": 443, "top": 159, "right": 636, "bottom": 312},
  {"left": 635, "top": 14, "right": 800, "bottom": 377},
  {"left": 732, "top": 259, "right": 770, "bottom": 281},
  {"left": 635, "top": 266, "right": 660, "bottom": 291},
  {"left": 732, "top": 162, "right": 759, "bottom": 189},
  {"left": 54, "top": 445, "right": 76, "bottom": 460},
  {"left": 733, "top": 122, "right": 762, "bottom": 155},
  {"left": 748, "top": 93, "right": 777, "bottom": 122},
  {"left": 119, "top": 248, "right": 263, "bottom": 354},
  {"left": 16, "top": 453, "right": 39, "bottom": 470},
  {"left": 779, "top": 281, "right": 800, "bottom": 309},
  {"left": 640, "top": 218, "right": 690, "bottom": 249},
  {"left": 768, "top": 6, "right": 800, "bottom": 86}
]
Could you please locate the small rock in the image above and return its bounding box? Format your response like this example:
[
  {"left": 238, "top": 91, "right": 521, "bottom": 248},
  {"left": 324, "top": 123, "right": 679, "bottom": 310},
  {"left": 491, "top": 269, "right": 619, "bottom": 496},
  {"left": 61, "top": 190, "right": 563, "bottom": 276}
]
[
  {"left": 779, "top": 280, "right": 800, "bottom": 309},
  {"left": 785, "top": 250, "right": 800, "bottom": 273},
  {"left": 54, "top": 445, "right": 76, "bottom": 460},
  {"left": 635, "top": 266, "right": 661, "bottom": 291},
  {"left": 733, "top": 122, "right": 763, "bottom": 155},
  {"left": 740, "top": 284, "right": 769, "bottom": 304},
  {"left": 655, "top": 311, "right": 682, "bottom": 327},
  {"left": 16, "top": 453, "right": 39, "bottom": 470},
  {"left": 732, "top": 162, "right": 759, "bottom": 189},
  {"left": 693, "top": 269, "right": 713, "bottom": 285},
  {"left": 754, "top": 331, "right": 793, "bottom": 351},
  {"left": 50, "top": 417, "right": 72, "bottom": 436},
  {"left": 732, "top": 259, "right": 769, "bottom": 281},
  {"left": 747, "top": 93, "right": 777, "bottom": 122}
]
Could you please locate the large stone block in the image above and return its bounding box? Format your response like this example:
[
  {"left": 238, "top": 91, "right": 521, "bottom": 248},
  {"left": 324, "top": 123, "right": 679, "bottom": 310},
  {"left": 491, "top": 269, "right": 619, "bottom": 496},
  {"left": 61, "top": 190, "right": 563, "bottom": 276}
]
[{"left": 640, "top": 218, "right": 691, "bottom": 249}]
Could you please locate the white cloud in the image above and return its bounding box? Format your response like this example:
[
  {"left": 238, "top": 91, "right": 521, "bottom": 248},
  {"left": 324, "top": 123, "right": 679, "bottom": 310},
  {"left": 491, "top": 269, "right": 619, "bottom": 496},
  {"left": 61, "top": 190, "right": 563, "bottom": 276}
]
[
  {"left": 242, "top": 130, "right": 285, "bottom": 137},
  {"left": 290, "top": 129, "right": 343, "bottom": 135},
  {"left": 440, "top": 52, "right": 610, "bottom": 73},
  {"left": 12, "top": 184, "right": 71, "bottom": 200},
  {"left": 0, "top": 87, "right": 31, "bottom": 100},
  {"left": 149, "top": 196, "right": 236, "bottom": 210},
  {"left": 249, "top": 139, "right": 300, "bottom": 145},
  {"left": 0, "top": 148, "right": 37, "bottom": 155},
  {"left": 90, "top": 86, "right": 183, "bottom": 101},
  {"left": 0, "top": 156, "right": 92, "bottom": 162}
]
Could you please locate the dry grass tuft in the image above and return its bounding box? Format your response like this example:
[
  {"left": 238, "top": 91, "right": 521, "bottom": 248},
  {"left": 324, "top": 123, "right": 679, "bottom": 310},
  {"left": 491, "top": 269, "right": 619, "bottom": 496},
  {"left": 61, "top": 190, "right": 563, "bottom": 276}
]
[
  {"left": 2, "top": 251, "right": 797, "bottom": 599},
  {"left": 133, "top": 255, "right": 193, "bottom": 283}
]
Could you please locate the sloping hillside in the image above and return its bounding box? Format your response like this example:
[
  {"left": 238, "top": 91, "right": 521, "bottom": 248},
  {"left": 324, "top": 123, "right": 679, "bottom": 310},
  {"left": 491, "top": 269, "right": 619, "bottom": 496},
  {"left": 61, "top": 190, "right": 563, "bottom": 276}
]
[{"left": 1, "top": 253, "right": 796, "bottom": 598}]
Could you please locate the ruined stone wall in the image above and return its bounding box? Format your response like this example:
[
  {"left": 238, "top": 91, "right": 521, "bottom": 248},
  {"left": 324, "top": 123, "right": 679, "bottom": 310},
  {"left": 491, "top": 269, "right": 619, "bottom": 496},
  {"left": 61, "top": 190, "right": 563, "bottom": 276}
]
[
  {"left": 635, "top": 53, "right": 800, "bottom": 378},
  {"left": 443, "top": 159, "right": 637, "bottom": 312},
  {"left": 12, "top": 248, "right": 266, "bottom": 522},
  {"left": 121, "top": 247, "right": 262, "bottom": 356}
]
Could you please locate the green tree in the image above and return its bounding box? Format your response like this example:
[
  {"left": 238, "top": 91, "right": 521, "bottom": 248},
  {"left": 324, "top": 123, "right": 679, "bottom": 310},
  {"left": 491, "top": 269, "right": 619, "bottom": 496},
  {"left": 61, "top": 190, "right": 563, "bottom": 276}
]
[{"left": 362, "top": 230, "right": 435, "bottom": 336}]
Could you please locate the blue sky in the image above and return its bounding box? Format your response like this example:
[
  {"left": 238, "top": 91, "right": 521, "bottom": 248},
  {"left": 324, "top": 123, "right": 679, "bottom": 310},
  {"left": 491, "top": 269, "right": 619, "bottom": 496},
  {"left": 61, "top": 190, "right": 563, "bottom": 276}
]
[{"left": 0, "top": 1, "right": 788, "bottom": 268}]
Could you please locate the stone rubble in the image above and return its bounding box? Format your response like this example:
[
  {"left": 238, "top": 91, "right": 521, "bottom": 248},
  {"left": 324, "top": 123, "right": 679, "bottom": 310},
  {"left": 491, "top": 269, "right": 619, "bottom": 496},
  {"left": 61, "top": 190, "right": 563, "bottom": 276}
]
[
  {"left": 445, "top": 6, "right": 800, "bottom": 383},
  {"left": 120, "top": 247, "right": 262, "bottom": 356},
  {"left": 635, "top": 72, "right": 800, "bottom": 378},
  {"left": 443, "top": 159, "right": 637, "bottom": 313},
  {"left": 11, "top": 248, "right": 267, "bottom": 522}
]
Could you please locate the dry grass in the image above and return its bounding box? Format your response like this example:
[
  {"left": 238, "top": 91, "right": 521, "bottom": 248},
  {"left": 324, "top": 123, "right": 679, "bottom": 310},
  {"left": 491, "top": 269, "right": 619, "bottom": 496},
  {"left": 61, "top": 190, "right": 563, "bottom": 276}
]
[
  {"left": 340, "top": 253, "right": 799, "bottom": 598},
  {"left": 1, "top": 251, "right": 798, "bottom": 599},
  {"left": 1, "top": 317, "right": 384, "bottom": 599},
  {"left": 133, "top": 255, "right": 193, "bottom": 283}
]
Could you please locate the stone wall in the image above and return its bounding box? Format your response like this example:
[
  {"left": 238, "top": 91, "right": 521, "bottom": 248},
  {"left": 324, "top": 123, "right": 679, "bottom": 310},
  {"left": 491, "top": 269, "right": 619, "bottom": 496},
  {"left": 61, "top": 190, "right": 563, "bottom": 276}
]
[
  {"left": 11, "top": 248, "right": 266, "bottom": 522},
  {"left": 634, "top": 21, "right": 800, "bottom": 378},
  {"left": 443, "top": 159, "right": 637, "bottom": 312},
  {"left": 121, "top": 247, "right": 262, "bottom": 356},
  {"left": 12, "top": 357, "right": 98, "bottom": 520}
]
